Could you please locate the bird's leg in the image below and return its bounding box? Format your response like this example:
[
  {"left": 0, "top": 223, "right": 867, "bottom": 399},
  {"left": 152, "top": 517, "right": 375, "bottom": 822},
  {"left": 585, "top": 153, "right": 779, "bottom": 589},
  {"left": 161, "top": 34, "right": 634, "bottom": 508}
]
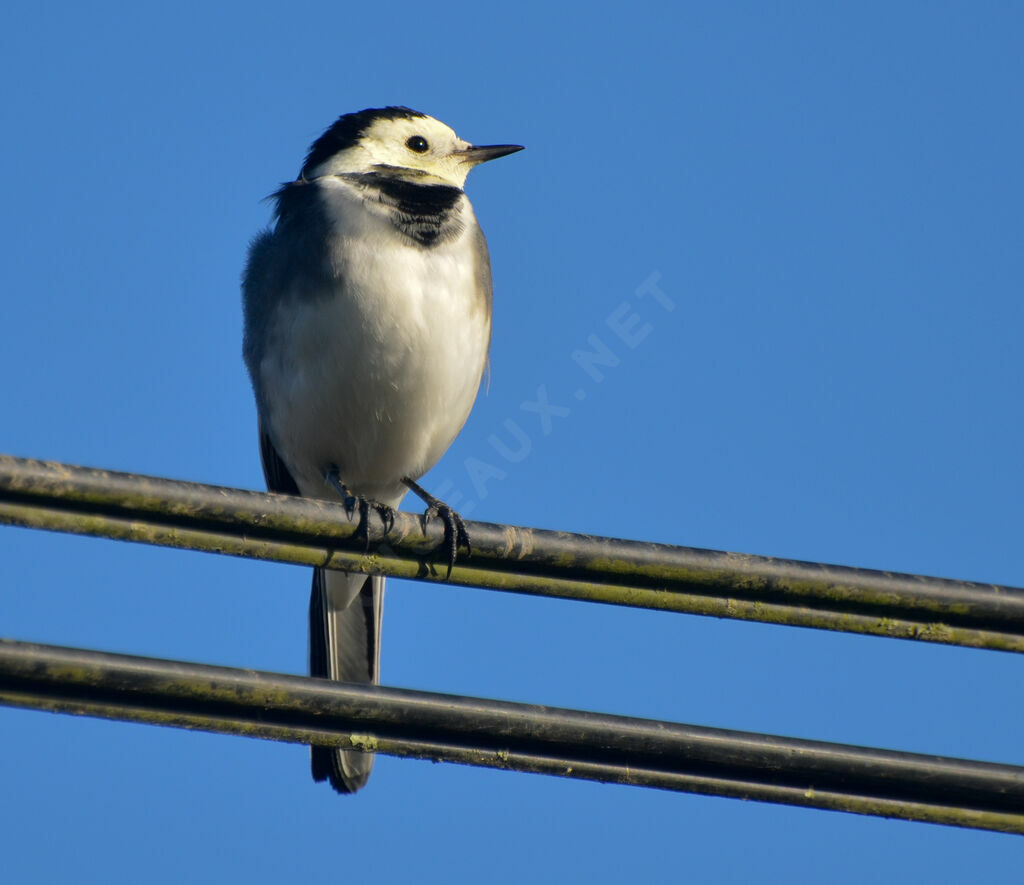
[
  {"left": 401, "top": 476, "right": 471, "bottom": 578},
  {"left": 325, "top": 468, "right": 395, "bottom": 550},
  {"left": 325, "top": 468, "right": 359, "bottom": 519}
]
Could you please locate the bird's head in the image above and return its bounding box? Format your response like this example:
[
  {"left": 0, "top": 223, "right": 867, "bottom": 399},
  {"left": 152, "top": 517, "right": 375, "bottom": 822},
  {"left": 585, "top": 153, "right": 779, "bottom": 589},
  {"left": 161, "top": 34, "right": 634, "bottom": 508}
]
[{"left": 300, "top": 107, "right": 523, "bottom": 188}]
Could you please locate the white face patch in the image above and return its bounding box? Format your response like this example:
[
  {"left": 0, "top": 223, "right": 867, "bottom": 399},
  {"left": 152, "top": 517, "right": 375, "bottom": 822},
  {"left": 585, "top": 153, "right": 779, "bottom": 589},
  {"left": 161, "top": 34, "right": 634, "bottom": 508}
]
[{"left": 307, "top": 114, "right": 475, "bottom": 186}]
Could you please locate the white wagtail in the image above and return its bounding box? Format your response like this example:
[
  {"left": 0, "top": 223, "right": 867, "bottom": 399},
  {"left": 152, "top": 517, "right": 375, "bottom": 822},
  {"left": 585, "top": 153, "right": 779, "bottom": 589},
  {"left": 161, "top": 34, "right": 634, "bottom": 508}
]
[{"left": 242, "top": 107, "right": 522, "bottom": 793}]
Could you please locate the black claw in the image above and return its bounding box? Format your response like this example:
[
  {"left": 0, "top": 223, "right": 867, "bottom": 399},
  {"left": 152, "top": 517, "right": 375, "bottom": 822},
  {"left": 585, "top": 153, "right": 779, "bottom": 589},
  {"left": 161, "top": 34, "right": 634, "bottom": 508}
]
[
  {"left": 373, "top": 501, "right": 396, "bottom": 535},
  {"left": 325, "top": 468, "right": 358, "bottom": 522},
  {"left": 402, "top": 477, "right": 471, "bottom": 579},
  {"left": 424, "top": 502, "right": 458, "bottom": 577},
  {"left": 354, "top": 498, "right": 372, "bottom": 552},
  {"left": 324, "top": 468, "right": 395, "bottom": 551},
  {"left": 344, "top": 495, "right": 358, "bottom": 521}
]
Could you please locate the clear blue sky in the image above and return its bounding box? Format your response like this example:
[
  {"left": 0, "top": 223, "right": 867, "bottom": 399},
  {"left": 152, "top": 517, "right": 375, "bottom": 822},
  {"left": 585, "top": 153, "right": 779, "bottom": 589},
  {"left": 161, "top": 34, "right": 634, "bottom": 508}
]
[{"left": 2, "top": 2, "right": 1022, "bottom": 880}]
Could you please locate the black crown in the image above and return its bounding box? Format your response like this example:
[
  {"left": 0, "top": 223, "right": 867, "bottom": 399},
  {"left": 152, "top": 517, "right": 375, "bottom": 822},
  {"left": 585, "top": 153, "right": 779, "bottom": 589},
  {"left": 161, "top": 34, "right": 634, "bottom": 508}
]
[{"left": 300, "top": 106, "right": 426, "bottom": 177}]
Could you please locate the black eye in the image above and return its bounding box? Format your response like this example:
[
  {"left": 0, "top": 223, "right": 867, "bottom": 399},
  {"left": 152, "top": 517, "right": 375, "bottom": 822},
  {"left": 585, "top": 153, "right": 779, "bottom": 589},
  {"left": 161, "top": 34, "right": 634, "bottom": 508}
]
[{"left": 406, "top": 135, "right": 429, "bottom": 153}]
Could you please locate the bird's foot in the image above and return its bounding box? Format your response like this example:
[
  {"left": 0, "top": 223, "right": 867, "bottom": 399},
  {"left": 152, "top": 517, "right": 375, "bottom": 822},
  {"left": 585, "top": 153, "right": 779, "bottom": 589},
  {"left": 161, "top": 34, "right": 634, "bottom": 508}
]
[
  {"left": 402, "top": 477, "right": 470, "bottom": 578},
  {"left": 325, "top": 468, "right": 395, "bottom": 551}
]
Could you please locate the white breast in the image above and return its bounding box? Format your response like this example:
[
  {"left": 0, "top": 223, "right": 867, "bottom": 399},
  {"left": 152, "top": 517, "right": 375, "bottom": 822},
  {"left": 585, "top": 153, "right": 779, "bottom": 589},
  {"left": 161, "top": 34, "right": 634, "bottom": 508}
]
[{"left": 258, "top": 178, "right": 491, "bottom": 506}]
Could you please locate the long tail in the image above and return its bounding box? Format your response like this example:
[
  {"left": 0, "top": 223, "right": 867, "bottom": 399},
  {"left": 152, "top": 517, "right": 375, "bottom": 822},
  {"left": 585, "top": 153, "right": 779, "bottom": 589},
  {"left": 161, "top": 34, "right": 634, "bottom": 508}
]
[{"left": 308, "top": 567, "right": 385, "bottom": 793}]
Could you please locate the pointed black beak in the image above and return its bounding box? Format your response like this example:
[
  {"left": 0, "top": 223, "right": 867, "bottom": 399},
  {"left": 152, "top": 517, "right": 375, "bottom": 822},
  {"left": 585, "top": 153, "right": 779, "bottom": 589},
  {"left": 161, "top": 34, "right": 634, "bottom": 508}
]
[{"left": 458, "top": 143, "right": 525, "bottom": 165}]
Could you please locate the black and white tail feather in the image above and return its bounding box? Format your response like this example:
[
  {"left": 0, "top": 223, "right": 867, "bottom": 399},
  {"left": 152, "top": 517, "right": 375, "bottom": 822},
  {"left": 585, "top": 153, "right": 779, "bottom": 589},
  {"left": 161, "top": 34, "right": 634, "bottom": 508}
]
[
  {"left": 260, "top": 429, "right": 382, "bottom": 793},
  {"left": 308, "top": 567, "right": 383, "bottom": 792}
]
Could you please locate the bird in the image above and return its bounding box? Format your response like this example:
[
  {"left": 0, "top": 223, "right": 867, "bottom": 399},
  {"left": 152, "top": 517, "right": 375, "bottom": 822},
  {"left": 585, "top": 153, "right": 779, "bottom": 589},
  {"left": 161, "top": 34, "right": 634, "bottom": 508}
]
[{"left": 241, "top": 107, "right": 522, "bottom": 793}]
